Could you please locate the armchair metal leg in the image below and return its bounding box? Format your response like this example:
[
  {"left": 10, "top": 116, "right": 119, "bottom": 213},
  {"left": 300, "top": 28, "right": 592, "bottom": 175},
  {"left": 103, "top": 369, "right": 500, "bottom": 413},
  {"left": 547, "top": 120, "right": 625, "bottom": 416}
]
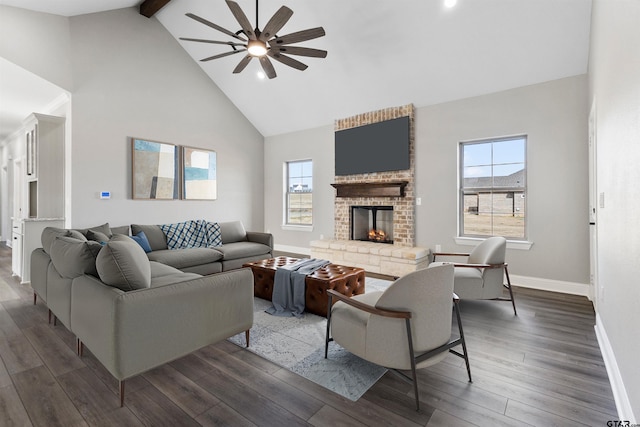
[
  {"left": 404, "top": 318, "right": 420, "bottom": 411},
  {"left": 245, "top": 330, "right": 250, "bottom": 347},
  {"left": 325, "top": 293, "right": 333, "bottom": 359},
  {"left": 454, "top": 301, "right": 472, "bottom": 382},
  {"left": 505, "top": 266, "right": 517, "bottom": 316}
]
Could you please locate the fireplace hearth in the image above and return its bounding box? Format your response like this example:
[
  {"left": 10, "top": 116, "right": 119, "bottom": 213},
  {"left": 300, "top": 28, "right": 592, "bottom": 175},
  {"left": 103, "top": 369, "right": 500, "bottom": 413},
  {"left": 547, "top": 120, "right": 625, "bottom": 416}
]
[{"left": 351, "top": 206, "right": 393, "bottom": 244}]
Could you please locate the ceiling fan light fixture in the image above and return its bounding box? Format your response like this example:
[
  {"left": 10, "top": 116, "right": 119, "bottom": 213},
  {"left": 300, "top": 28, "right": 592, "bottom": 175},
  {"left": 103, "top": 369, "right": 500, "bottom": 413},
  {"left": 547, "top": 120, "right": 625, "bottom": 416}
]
[{"left": 247, "top": 40, "right": 268, "bottom": 57}]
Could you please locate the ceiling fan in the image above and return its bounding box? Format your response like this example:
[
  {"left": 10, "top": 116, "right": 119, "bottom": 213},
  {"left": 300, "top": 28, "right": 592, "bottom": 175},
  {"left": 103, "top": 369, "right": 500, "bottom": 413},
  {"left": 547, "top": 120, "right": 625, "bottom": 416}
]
[{"left": 180, "top": 0, "right": 327, "bottom": 79}]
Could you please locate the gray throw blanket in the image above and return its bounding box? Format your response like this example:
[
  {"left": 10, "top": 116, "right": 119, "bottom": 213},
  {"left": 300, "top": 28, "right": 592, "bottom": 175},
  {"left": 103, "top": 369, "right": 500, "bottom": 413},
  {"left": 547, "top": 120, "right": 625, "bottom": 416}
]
[{"left": 266, "top": 258, "right": 330, "bottom": 318}]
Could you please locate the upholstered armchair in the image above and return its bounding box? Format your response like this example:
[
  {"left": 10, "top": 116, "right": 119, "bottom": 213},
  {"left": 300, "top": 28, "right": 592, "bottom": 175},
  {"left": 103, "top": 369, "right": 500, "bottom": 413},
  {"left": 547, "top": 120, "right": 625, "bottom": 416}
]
[
  {"left": 433, "top": 236, "right": 517, "bottom": 315},
  {"left": 324, "top": 263, "right": 471, "bottom": 411}
]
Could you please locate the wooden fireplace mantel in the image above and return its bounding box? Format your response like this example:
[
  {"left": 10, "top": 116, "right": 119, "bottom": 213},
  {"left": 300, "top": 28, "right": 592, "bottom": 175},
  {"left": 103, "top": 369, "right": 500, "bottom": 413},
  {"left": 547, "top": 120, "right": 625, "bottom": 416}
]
[{"left": 331, "top": 181, "right": 408, "bottom": 198}]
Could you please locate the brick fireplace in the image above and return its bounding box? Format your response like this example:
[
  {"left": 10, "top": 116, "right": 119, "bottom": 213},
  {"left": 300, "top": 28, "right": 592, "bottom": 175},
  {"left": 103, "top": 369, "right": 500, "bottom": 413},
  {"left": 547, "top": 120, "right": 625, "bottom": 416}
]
[
  {"left": 332, "top": 104, "right": 416, "bottom": 247},
  {"left": 310, "top": 104, "right": 431, "bottom": 277}
]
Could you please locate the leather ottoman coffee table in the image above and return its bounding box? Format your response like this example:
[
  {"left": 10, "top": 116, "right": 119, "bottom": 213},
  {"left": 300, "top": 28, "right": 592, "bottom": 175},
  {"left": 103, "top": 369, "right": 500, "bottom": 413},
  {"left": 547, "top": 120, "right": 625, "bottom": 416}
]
[{"left": 243, "top": 256, "right": 366, "bottom": 317}]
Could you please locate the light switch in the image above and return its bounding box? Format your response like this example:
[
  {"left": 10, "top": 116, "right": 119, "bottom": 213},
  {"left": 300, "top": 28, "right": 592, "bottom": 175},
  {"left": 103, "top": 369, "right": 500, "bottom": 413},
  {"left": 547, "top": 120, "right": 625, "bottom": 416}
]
[
  {"left": 599, "top": 192, "right": 605, "bottom": 208},
  {"left": 416, "top": 197, "right": 422, "bottom": 206}
]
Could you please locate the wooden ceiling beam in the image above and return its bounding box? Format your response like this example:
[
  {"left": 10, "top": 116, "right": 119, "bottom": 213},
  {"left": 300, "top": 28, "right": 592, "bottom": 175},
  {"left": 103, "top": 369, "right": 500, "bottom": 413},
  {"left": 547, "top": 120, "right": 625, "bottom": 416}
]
[{"left": 139, "top": 0, "right": 172, "bottom": 18}]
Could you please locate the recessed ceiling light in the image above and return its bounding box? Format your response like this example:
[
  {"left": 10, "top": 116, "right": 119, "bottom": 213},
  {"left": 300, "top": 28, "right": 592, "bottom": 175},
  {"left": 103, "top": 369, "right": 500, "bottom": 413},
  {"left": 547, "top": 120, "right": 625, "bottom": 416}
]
[
  {"left": 444, "top": 0, "right": 457, "bottom": 8},
  {"left": 257, "top": 71, "right": 266, "bottom": 80}
]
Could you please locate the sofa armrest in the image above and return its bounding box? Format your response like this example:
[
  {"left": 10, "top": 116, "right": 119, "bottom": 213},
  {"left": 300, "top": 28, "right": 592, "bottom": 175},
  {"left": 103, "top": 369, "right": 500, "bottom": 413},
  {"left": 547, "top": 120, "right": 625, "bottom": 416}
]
[
  {"left": 246, "top": 231, "right": 273, "bottom": 250},
  {"left": 71, "top": 268, "right": 254, "bottom": 381}
]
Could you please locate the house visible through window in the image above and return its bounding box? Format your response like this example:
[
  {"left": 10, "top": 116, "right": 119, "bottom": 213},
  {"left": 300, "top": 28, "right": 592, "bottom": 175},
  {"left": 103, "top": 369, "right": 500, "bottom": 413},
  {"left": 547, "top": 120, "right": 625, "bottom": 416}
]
[
  {"left": 286, "top": 160, "right": 313, "bottom": 225},
  {"left": 460, "top": 136, "right": 526, "bottom": 239}
]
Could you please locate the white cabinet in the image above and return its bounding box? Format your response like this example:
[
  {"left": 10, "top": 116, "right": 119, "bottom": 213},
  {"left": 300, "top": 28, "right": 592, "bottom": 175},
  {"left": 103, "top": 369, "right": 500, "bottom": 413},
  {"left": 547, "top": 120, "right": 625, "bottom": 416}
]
[
  {"left": 11, "top": 113, "right": 66, "bottom": 284},
  {"left": 12, "top": 218, "right": 64, "bottom": 284},
  {"left": 23, "top": 113, "right": 65, "bottom": 219},
  {"left": 11, "top": 221, "right": 23, "bottom": 278}
]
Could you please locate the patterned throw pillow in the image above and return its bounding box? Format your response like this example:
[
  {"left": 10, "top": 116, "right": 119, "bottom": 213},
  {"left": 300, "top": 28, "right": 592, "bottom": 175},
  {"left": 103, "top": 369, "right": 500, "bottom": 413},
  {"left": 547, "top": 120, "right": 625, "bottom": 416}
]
[
  {"left": 160, "top": 220, "right": 222, "bottom": 249},
  {"left": 205, "top": 221, "right": 222, "bottom": 247}
]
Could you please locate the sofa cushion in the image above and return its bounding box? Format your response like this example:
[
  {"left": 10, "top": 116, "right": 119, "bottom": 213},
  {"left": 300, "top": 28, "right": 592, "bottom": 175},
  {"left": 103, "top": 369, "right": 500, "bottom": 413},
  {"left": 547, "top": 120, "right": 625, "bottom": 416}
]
[
  {"left": 42, "top": 227, "right": 88, "bottom": 254},
  {"left": 215, "top": 242, "right": 271, "bottom": 260},
  {"left": 149, "top": 261, "right": 202, "bottom": 288},
  {"left": 111, "top": 225, "right": 130, "bottom": 235},
  {"left": 49, "top": 236, "right": 102, "bottom": 278},
  {"left": 67, "top": 229, "right": 87, "bottom": 240},
  {"left": 131, "top": 224, "right": 168, "bottom": 251},
  {"left": 130, "top": 231, "right": 152, "bottom": 253},
  {"left": 86, "top": 229, "right": 110, "bottom": 244},
  {"left": 219, "top": 221, "right": 247, "bottom": 244},
  {"left": 96, "top": 235, "right": 151, "bottom": 291},
  {"left": 77, "top": 222, "right": 113, "bottom": 238},
  {"left": 147, "top": 247, "right": 223, "bottom": 270}
]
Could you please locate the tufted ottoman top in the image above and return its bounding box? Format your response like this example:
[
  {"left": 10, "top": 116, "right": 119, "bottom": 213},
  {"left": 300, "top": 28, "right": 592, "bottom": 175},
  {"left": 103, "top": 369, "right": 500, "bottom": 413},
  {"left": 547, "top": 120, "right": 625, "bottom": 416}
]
[{"left": 244, "top": 256, "right": 366, "bottom": 317}]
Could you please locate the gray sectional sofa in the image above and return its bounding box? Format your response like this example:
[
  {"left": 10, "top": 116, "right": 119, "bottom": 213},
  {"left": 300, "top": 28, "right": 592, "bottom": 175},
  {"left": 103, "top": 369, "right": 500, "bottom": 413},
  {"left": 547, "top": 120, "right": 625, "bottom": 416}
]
[
  {"left": 131, "top": 220, "right": 273, "bottom": 275},
  {"left": 29, "top": 220, "right": 271, "bottom": 406}
]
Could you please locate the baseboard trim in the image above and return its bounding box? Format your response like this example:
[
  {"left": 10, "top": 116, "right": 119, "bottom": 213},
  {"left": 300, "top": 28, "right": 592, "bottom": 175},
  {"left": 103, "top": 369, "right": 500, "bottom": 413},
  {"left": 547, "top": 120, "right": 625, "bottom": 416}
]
[
  {"left": 510, "top": 274, "right": 591, "bottom": 297},
  {"left": 274, "top": 244, "right": 311, "bottom": 256},
  {"left": 595, "top": 313, "right": 637, "bottom": 422}
]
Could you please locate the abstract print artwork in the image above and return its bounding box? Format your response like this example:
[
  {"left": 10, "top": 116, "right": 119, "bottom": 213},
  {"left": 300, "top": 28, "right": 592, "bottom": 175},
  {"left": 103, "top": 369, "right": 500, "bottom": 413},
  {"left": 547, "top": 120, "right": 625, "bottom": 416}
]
[
  {"left": 182, "top": 146, "right": 217, "bottom": 200},
  {"left": 132, "top": 138, "right": 179, "bottom": 199}
]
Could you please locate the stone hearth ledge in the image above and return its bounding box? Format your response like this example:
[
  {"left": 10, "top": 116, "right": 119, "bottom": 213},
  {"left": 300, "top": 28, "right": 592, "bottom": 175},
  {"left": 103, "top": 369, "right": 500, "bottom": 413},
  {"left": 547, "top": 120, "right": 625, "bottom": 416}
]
[{"left": 310, "top": 239, "right": 431, "bottom": 278}]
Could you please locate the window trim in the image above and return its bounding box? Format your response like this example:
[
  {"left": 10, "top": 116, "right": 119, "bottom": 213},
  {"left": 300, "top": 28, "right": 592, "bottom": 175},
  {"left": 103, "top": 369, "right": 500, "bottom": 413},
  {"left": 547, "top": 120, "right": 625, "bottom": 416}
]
[
  {"left": 458, "top": 135, "right": 528, "bottom": 241},
  {"left": 284, "top": 159, "right": 313, "bottom": 227}
]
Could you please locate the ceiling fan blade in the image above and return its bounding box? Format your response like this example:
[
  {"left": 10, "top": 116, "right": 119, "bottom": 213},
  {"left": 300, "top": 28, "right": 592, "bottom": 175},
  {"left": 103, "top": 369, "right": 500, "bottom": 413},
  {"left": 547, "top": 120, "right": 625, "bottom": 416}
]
[
  {"left": 270, "top": 46, "right": 327, "bottom": 58},
  {"left": 258, "top": 56, "right": 277, "bottom": 79},
  {"left": 233, "top": 55, "right": 253, "bottom": 74},
  {"left": 259, "top": 6, "right": 293, "bottom": 42},
  {"left": 180, "top": 37, "right": 245, "bottom": 47},
  {"left": 267, "top": 50, "right": 308, "bottom": 71},
  {"left": 270, "top": 27, "right": 325, "bottom": 46},
  {"left": 186, "top": 13, "right": 247, "bottom": 42},
  {"left": 225, "top": 0, "right": 257, "bottom": 40},
  {"left": 200, "top": 49, "right": 245, "bottom": 62}
]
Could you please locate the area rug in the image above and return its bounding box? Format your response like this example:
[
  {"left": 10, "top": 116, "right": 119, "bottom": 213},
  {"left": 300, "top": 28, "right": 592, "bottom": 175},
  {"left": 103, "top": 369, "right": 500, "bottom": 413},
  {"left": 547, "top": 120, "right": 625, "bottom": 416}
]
[{"left": 228, "top": 277, "right": 393, "bottom": 401}]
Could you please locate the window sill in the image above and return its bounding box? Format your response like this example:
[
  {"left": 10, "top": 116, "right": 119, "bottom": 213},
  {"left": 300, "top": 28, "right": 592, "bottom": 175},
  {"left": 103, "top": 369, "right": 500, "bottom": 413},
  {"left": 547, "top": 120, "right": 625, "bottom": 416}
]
[
  {"left": 454, "top": 237, "right": 533, "bottom": 251},
  {"left": 281, "top": 224, "right": 314, "bottom": 232}
]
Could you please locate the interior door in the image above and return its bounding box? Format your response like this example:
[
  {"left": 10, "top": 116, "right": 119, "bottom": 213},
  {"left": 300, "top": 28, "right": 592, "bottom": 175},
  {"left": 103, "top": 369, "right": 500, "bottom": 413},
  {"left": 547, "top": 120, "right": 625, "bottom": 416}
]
[{"left": 588, "top": 99, "right": 599, "bottom": 308}]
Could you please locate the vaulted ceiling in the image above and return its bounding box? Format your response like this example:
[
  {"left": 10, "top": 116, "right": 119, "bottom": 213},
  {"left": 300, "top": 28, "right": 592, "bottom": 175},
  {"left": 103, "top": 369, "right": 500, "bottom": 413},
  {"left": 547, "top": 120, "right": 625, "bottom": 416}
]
[{"left": 0, "top": 0, "right": 593, "bottom": 137}]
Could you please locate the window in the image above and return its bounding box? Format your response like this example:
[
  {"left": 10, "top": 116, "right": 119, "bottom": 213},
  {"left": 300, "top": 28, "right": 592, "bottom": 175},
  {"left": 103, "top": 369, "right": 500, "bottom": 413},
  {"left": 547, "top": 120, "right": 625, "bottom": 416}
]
[
  {"left": 286, "top": 160, "right": 313, "bottom": 225},
  {"left": 460, "top": 136, "right": 526, "bottom": 239}
]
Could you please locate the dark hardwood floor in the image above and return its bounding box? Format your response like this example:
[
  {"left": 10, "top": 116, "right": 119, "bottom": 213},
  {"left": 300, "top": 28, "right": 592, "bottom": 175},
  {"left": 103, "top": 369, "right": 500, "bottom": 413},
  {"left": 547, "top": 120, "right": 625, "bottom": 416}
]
[{"left": 0, "top": 243, "right": 617, "bottom": 426}]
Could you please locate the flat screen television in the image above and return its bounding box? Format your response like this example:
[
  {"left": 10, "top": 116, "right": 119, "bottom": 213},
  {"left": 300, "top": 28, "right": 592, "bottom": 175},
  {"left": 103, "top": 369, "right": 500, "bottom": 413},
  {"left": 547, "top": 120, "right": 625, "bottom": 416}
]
[{"left": 335, "top": 116, "right": 410, "bottom": 176}]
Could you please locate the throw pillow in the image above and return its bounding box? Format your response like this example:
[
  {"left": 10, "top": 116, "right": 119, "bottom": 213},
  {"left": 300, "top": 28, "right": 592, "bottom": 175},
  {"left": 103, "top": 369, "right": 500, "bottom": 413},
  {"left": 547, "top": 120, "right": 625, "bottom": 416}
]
[
  {"left": 110, "top": 225, "right": 130, "bottom": 235},
  {"left": 79, "top": 222, "right": 113, "bottom": 239},
  {"left": 96, "top": 234, "right": 151, "bottom": 291},
  {"left": 130, "top": 231, "right": 152, "bottom": 253},
  {"left": 205, "top": 221, "right": 222, "bottom": 247},
  {"left": 86, "top": 229, "right": 110, "bottom": 244},
  {"left": 160, "top": 220, "right": 208, "bottom": 250},
  {"left": 67, "top": 229, "right": 87, "bottom": 241},
  {"left": 131, "top": 224, "right": 168, "bottom": 251},
  {"left": 50, "top": 236, "right": 102, "bottom": 278}
]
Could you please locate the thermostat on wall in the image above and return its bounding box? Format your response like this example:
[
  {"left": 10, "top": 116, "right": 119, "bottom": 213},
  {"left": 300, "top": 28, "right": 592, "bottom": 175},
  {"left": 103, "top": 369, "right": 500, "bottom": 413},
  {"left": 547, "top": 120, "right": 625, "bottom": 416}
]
[{"left": 100, "top": 191, "right": 111, "bottom": 199}]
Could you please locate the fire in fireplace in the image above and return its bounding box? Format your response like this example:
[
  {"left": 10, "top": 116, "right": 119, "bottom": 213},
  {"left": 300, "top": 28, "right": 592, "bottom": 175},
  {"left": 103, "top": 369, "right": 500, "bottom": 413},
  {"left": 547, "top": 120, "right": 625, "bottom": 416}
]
[{"left": 351, "top": 206, "right": 393, "bottom": 244}]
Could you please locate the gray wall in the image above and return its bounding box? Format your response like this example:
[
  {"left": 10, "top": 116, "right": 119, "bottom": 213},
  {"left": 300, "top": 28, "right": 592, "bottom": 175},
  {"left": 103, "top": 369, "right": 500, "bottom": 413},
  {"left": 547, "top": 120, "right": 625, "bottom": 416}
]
[
  {"left": 264, "top": 125, "right": 335, "bottom": 251},
  {"left": 68, "top": 8, "right": 264, "bottom": 229},
  {"left": 589, "top": 0, "right": 640, "bottom": 419},
  {"left": 0, "top": 6, "right": 265, "bottom": 231},
  {"left": 265, "top": 75, "right": 589, "bottom": 286},
  {"left": 416, "top": 76, "right": 589, "bottom": 283},
  {"left": 0, "top": 6, "right": 72, "bottom": 90}
]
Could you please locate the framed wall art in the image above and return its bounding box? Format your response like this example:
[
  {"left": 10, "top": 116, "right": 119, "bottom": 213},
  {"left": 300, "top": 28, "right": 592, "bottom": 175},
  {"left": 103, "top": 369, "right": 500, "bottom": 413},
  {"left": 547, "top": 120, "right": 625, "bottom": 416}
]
[
  {"left": 131, "top": 138, "right": 180, "bottom": 199},
  {"left": 182, "top": 146, "right": 217, "bottom": 200}
]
